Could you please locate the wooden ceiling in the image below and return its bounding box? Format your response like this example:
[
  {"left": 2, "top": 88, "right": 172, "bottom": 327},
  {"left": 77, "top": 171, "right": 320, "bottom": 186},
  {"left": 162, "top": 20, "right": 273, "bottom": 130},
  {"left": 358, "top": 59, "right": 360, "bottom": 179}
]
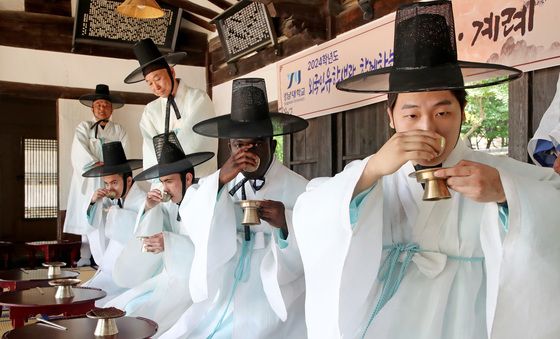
[{"left": 0, "top": 0, "right": 413, "bottom": 88}]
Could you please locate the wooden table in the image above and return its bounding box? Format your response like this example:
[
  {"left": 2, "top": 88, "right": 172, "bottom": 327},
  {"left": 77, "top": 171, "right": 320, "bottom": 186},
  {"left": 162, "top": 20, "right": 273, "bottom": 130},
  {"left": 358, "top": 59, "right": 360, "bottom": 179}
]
[
  {"left": 25, "top": 240, "right": 81, "bottom": 268},
  {"left": 0, "top": 286, "right": 106, "bottom": 328},
  {"left": 0, "top": 268, "right": 79, "bottom": 291},
  {"left": 2, "top": 316, "right": 158, "bottom": 338}
]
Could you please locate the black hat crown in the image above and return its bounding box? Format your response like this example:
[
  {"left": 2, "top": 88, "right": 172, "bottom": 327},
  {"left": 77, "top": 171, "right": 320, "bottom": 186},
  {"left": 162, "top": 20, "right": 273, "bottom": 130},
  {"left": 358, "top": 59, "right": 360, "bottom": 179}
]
[
  {"left": 102, "top": 141, "right": 129, "bottom": 166},
  {"left": 389, "top": 1, "right": 463, "bottom": 89},
  {"left": 133, "top": 38, "right": 168, "bottom": 73},
  {"left": 153, "top": 132, "right": 187, "bottom": 165},
  {"left": 231, "top": 78, "right": 270, "bottom": 122},
  {"left": 134, "top": 132, "right": 214, "bottom": 181},
  {"left": 94, "top": 84, "right": 111, "bottom": 97},
  {"left": 124, "top": 38, "right": 186, "bottom": 84}
]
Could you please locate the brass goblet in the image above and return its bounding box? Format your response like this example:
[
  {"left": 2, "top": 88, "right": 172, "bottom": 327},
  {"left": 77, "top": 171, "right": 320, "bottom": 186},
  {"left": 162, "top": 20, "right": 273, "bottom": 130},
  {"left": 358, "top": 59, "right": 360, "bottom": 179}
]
[
  {"left": 409, "top": 168, "right": 451, "bottom": 201},
  {"left": 43, "top": 261, "right": 66, "bottom": 277},
  {"left": 86, "top": 307, "right": 126, "bottom": 336},
  {"left": 49, "top": 278, "right": 81, "bottom": 299}
]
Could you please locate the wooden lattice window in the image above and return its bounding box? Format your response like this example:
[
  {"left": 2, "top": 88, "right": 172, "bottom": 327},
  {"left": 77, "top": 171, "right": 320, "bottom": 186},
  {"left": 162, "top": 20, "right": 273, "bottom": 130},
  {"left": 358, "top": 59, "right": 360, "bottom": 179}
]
[{"left": 24, "top": 139, "right": 58, "bottom": 219}]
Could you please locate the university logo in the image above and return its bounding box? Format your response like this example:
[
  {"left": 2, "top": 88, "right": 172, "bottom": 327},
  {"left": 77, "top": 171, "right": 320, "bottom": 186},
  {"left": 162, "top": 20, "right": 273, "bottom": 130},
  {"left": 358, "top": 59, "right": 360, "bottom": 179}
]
[{"left": 287, "top": 70, "right": 301, "bottom": 89}]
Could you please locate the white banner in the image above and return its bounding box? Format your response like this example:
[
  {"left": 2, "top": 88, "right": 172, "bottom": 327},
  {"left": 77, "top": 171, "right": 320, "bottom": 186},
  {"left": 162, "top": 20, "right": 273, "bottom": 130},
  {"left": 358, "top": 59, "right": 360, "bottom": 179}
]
[{"left": 278, "top": 0, "right": 559, "bottom": 119}]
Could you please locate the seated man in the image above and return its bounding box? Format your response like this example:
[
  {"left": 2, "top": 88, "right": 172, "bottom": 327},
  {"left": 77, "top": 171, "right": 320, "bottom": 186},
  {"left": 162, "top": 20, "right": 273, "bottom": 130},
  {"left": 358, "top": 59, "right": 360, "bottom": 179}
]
[
  {"left": 161, "top": 78, "right": 309, "bottom": 339},
  {"left": 106, "top": 132, "right": 214, "bottom": 335},
  {"left": 294, "top": 1, "right": 560, "bottom": 339},
  {"left": 81, "top": 141, "right": 144, "bottom": 304}
]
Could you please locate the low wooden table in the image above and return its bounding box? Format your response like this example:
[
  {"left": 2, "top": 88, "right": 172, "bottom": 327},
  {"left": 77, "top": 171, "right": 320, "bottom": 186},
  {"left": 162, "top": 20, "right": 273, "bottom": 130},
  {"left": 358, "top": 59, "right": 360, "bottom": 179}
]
[
  {"left": 25, "top": 240, "right": 81, "bottom": 268},
  {"left": 0, "top": 286, "right": 106, "bottom": 328},
  {"left": 2, "top": 316, "right": 158, "bottom": 338},
  {"left": 0, "top": 269, "right": 79, "bottom": 292}
]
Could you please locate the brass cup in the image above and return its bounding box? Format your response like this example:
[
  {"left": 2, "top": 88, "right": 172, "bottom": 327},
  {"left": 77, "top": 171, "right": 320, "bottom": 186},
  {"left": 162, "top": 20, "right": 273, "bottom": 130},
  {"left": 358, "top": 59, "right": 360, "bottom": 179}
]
[
  {"left": 409, "top": 168, "right": 451, "bottom": 201},
  {"left": 43, "top": 261, "right": 66, "bottom": 277},
  {"left": 106, "top": 191, "right": 117, "bottom": 199},
  {"left": 161, "top": 191, "right": 171, "bottom": 203},
  {"left": 48, "top": 278, "right": 80, "bottom": 299},
  {"left": 238, "top": 200, "right": 261, "bottom": 225},
  {"left": 243, "top": 155, "right": 261, "bottom": 173},
  {"left": 137, "top": 236, "right": 149, "bottom": 253},
  {"left": 94, "top": 318, "right": 119, "bottom": 336}
]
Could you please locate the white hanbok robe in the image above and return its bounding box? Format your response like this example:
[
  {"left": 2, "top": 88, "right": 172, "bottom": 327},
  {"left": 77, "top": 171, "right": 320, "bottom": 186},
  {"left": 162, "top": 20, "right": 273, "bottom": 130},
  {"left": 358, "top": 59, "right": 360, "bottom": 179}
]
[
  {"left": 106, "top": 191, "right": 196, "bottom": 336},
  {"left": 82, "top": 183, "right": 146, "bottom": 305},
  {"left": 161, "top": 157, "right": 308, "bottom": 339},
  {"left": 139, "top": 80, "right": 217, "bottom": 177},
  {"left": 294, "top": 140, "right": 560, "bottom": 339},
  {"left": 63, "top": 120, "right": 128, "bottom": 235},
  {"left": 528, "top": 76, "right": 560, "bottom": 166}
]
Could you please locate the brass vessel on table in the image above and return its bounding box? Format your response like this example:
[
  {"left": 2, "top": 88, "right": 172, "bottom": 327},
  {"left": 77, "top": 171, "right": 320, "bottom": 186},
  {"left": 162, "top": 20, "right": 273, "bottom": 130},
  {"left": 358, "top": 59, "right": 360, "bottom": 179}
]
[
  {"left": 86, "top": 308, "right": 126, "bottom": 336},
  {"left": 49, "top": 278, "right": 80, "bottom": 299},
  {"left": 43, "top": 261, "right": 65, "bottom": 277}
]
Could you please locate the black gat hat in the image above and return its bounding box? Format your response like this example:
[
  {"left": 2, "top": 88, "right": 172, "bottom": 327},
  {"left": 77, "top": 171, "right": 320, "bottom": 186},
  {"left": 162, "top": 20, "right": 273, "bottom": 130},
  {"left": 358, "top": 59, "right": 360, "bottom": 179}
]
[
  {"left": 193, "top": 78, "right": 308, "bottom": 139},
  {"left": 336, "top": 0, "right": 522, "bottom": 93}
]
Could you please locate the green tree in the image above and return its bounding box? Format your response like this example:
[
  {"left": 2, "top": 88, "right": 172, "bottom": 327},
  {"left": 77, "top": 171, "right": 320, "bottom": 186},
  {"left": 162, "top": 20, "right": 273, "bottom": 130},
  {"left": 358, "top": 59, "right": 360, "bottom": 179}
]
[{"left": 462, "top": 81, "right": 509, "bottom": 149}]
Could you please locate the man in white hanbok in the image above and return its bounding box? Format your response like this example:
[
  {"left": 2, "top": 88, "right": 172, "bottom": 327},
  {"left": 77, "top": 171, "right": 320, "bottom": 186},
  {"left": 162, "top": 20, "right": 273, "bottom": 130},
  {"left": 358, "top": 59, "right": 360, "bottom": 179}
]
[
  {"left": 124, "top": 38, "right": 217, "bottom": 177},
  {"left": 105, "top": 132, "right": 214, "bottom": 336},
  {"left": 161, "top": 78, "right": 309, "bottom": 339},
  {"left": 528, "top": 76, "right": 560, "bottom": 173},
  {"left": 294, "top": 2, "right": 560, "bottom": 339},
  {"left": 80, "top": 141, "right": 145, "bottom": 304},
  {"left": 63, "top": 84, "right": 128, "bottom": 266}
]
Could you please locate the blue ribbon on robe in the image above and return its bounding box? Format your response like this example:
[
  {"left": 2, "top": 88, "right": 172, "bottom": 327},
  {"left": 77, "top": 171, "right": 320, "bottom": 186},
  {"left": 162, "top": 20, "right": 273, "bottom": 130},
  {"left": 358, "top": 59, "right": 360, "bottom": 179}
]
[
  {"left": 360, "top": 243, "right": 484, "bottom": 339},
  {"left": 207, "top": 234, "right": 256, "bottom": 339}
]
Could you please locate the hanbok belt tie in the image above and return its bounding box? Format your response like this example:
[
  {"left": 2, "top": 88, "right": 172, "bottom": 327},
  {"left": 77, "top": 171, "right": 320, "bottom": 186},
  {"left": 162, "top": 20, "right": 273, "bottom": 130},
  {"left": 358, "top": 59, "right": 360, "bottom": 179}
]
[{"left": 360, "top": 243, "right": 484, "bottom": 339}]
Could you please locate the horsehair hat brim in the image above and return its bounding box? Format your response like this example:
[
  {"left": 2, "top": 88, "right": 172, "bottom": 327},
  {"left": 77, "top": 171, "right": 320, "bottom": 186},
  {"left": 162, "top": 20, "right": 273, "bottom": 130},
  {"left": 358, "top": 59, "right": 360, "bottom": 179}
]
[
  {"left": 192, "top": 112, "right": 309, "bottom": 139},
  {"left": 133, "top": 151, "right": 215, "bottom": 181},
  {"left": 82, "top": 159, "right": 143, "bottom": 177},
  {"left": 335, "top": 60, "right": 523, "bottom": 93},
  {"left": 335, "top": 0, "right": 522, "bottom": 94},
  {"left": 124, "top": 52, "right": 187, "bottom": 84}
]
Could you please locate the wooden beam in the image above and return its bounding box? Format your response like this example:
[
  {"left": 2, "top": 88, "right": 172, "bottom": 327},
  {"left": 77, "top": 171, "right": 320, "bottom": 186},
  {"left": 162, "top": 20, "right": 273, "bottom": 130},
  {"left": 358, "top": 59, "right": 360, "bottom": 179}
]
[
  {"left": 210, "top": 31, "right": 325, "bottom": 86},
  {"left": 207, "top": 0, "right": 232, "bottom": 11},
  {"left": 25, "top": 0, "right": 71, "bottom": 17},
  {"left": 160, "top": 0, "right": 220, "bottom": 20},
  {"left": 0, "top": 81, "right": 155, "bottom": 105},
  {"left": 182, "top": 11, "right": 216, "bottom": 32},
  {"left": 335, "top": 0, "right": 414, "bottom": 35},
  {"left": 0, "top": 11, "right": 207, "bottom": 67}
]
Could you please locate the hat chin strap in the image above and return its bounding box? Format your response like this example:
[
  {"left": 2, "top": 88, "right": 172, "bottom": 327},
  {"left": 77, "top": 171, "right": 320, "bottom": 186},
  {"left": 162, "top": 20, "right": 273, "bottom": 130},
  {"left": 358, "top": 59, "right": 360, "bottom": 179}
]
[{"left": 164, "top": 66, "right": 181, "bottom": 134}]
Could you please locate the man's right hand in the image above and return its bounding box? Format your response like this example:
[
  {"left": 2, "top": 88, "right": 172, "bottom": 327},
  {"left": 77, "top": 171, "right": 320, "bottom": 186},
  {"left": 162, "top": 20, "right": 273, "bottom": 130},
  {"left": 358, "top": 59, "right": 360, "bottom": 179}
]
[
  {"left": 218, "top": 145, "right": 259, "bottom": 186},
  {"left": 353, "top": 130, "right": 443, "bottom": 197},
  {"left": 91, "top": 188, "right": 109, "bottom": 204},
  {"left": 145, "top": 189, "right": 163, "bottom": 212}
]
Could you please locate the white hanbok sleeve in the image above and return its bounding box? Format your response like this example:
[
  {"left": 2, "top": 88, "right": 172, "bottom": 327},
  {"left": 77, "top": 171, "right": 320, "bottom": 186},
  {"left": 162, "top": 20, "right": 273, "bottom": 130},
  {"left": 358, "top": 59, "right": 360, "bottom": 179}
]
[
  {"left": 481, "top": 161, "right": 560, "bottom": 338},
  {"left": 113, "top": 204, "right": 164, "bottom": 288},
  {"left": 139, "top": 105, "right": 159, "bottom": 170},
  {"left": 293, "top": 158, "right": 385, "bottom": 339},
  {"left": 185, "top": 170, "right": 238, "bottom": 302},
  {"left": 71, "top": 122, "right": 100, "bottom": 172}
]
